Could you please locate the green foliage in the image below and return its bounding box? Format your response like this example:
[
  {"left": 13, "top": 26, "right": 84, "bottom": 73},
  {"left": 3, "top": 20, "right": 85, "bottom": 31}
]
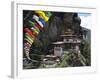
[
  {"left": 59, "top": 55, "right": 68, "bottom": 67},
  {"left": 81, "top": 40, "right": 91, "bottom": 66},
  {"left": 34, "top": 38, "right": 43, "bottom": 49},
  {"left": 56, "top": 53, "right": 69, "bottom": 67}
]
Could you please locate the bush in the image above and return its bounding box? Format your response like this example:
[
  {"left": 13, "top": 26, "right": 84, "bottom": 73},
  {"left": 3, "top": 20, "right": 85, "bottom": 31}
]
[{"left": 80, "top": 40, "right": 91, "bottom": 66}]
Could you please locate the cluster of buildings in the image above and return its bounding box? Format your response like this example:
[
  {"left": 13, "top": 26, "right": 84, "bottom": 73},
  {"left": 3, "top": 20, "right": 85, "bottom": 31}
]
[{"left": 42, "top": 30, "right": 82, "bottom": 68}]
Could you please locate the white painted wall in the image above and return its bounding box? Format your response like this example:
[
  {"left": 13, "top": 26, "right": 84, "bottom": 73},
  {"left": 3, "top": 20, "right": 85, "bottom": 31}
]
[{"left": 0, "top": 0, "right": 99, "bottom": 80}]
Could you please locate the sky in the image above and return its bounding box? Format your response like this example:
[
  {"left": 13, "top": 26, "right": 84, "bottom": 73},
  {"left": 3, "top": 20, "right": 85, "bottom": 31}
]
[{"left": 78, "top": 13, "right": 91, "bottom": 29}]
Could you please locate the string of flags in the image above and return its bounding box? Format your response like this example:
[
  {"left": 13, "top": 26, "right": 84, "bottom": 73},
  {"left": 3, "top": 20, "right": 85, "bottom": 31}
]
[{"left": 24, "top": 11, "right": 52, "bottom": 59}]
